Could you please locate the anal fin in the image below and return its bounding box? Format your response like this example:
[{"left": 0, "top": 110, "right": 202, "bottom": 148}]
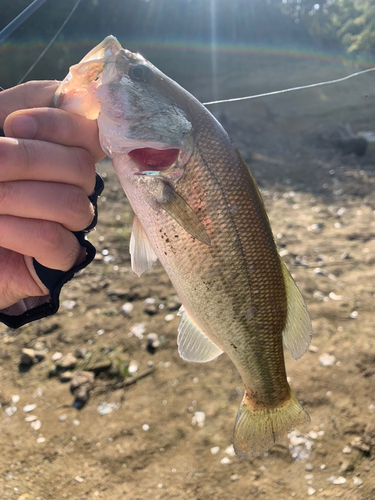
[
  {"left": 129, "top": 215, "right": 158, "bottom": 277},
  {"left": 177, "top": 306, "right": 223, "bottom": 363}
]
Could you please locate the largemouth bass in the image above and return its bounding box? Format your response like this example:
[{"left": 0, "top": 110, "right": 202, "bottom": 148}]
[{"left": 54, "top": 36, "right": 312, "bottom": 458}]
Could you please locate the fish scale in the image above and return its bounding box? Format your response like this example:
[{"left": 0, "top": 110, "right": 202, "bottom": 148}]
[
  {"left": 54, "top": 35, "right": 311, "bottom": 458},
  {"left": 135, "top": 111, "right": 290, "bottom": 404}
]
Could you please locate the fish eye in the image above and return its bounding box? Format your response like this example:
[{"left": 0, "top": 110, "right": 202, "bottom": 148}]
[{"left": 129, "top": 64, "right": 152, "bottom": 82}]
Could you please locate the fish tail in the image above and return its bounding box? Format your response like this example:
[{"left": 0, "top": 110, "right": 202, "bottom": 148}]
[{"left": 233, "top": 389, "right": 309, "bottom": 458}]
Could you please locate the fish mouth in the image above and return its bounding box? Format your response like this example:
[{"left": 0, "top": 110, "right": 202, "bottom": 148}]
[{"left": 128, "top": 147, "right": 180, "bottom": 173}]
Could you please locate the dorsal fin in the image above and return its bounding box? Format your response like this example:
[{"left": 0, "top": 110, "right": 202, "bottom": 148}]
[
  {"left": 281, "top": 260, "right": 312, "bottom": 360},
  {"left": 129, "top": 215, "right": 158, "bottom": 277},
  {"left": 177, "top": 307, "right": 223, "bottom": 363}
]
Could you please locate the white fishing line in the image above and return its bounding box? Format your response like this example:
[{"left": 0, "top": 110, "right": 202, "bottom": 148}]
[
  {"left": 203, "top": 66, "right": 375, "bottom": 106},
  {"left": 17, "top": 0, "right": 83, "bottom": 84}
]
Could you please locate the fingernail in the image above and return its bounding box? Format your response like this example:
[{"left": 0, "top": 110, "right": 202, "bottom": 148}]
[{"left": 11, "top": 115, "right": 37, "bottom": 139}]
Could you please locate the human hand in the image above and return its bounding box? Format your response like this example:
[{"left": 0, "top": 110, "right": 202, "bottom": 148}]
[{"left": 0, "top": 80, "right": 105, "bottom": 310}]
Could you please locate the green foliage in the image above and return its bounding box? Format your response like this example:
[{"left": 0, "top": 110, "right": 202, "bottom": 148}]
[
  {"left": 337, "top": 0, "right": 375, "bottom": 53},
  {"left": 280, "top": 0, "right": 375, "bottom": 55}
]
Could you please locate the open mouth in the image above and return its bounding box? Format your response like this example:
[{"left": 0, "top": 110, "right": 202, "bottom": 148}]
[{"left": 128, "top": 147, "right": 180, "bottom": 172}]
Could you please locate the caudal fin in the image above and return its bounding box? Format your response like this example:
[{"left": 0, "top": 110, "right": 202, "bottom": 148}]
[{"left": 233, "top": 390, "right": 309, "bottom": 458}]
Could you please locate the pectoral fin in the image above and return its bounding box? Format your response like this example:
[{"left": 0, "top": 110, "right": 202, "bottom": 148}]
[
  {"left": 161, "top": 186, "right": 211, "bottom": 246},
  {"left": 139, "top": 174, "right": 210, "bottom": 246},
  {"left": 177, "top": 306, "right": 223, "bottom": 362},
  {"left": 281, "top": 260, "right": 312, "bottom": 360},
  {"left": 130, "top": 215, "right": 158, "bottom": 277}
]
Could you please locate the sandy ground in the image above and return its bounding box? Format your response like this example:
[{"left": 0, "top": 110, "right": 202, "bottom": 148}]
[{"left": 1, "top": 53, "right": 375, "bottom": 500}]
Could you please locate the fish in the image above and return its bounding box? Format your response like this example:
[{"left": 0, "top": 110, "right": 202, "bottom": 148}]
[{"left": 53, "top": 36, "right": 312, "bottom": 458}]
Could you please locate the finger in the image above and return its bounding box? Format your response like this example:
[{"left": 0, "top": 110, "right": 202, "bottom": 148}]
[
  {"left": 0, "top": 81, "right": 59, "bottom": 128},
  {"left": 0, "top": 180, "right": 94, "bottom": 232},
  {"left": 0, "top": 137, "right": 96, "bottom": 195},
  {"left": 4, "top": 107, "right": 105, "bottom": 163},
  {"left": 0, "top": 248, "right": 49, "bottom": 305},
  {"left": 0, "top": 215, "right": 84, "bottom": 272}
]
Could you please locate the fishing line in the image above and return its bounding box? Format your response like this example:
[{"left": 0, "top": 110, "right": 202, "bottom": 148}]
[
  {"left": 17, "top": 0, "right": 83, "bottom": 84},
  {"left": 0, "top": 0, "right": 48, "bottom": 45},
  {"left": 203, "top": 66, "right": 375, "bottom": 106}
]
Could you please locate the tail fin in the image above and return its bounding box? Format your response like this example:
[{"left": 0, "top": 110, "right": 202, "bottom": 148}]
[{"left": 233, "top": 389, "right": 309, "bottom": 458}]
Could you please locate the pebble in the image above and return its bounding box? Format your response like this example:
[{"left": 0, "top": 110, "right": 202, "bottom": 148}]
[
  {"left": 36, "top": 437, "right": 46, "bottom": 444},
  {"left": 313, "top": 290, "right": 326, "bottom": 301},
  {"left": 167, "top": 301, "right": 181, "bottom": 311},
  {"left": 107, "top": 289, "right": 129, "bottom": 300},
  {"left": 144, "top": 304, "right": 158, "bottom": 315},
  {"left": 305, "top": 463, "right": 313, "bottom": 472},
  {"left": 130, "top": 323, "right": 146, "bottom": 339},
  {"left": 353, "top": 477, "right": 363, "bottom": 487},
  {"left": 350, "top": 436, "right": 371, "bottom": 452},
  {"left": 333, "top": 476, "right": 346, "bottom": 485},
  {"left": 75, "top": 476, "right": 84, "bottom": 483},
  {"left": 165, "top": 314, "right": 175, "bottom": 322},
  {"left": 210, "top": 446, "right": 220, "bottom": 455},
  {"left": 128, "top": 360, "right": 139, "bottom": 374},
  {"left": 103, "top": 307, "right": 118, "bottom": 316},
  {"left": 319, "top": 353, "right": 336, "bottom": 367},
  {"left": 20, "top": 348, "right": 45, "bottom": 365},
  {"left": 31, "top": 420, "right": 41, "bottom": 431},
  {"left": 97, "top": 402, "right": 118, "bottom": 415},
  {"left": 342, "top": 446, "right": 352, "bottom": 454},
  {"left": 308, "top": 345, "right": 319, "bottom": 353},
  {"left": 220, "top": 457, "right": 232, "bottom": 465},
  {"left": 61, "top": 300, "right": 76, "bottom": 310},
  {"left": 147, "top": 333, "right": 160, "bottom": 353},
  {"left": 329, "top": 292, "right": 343, "bottom": 300},
  {"left": 314, "top": 268, "right": 328, "bottom": 276},
  {"left": 288, "top": 430, "right": 314, "bottom": 460},
  {"left": 307, "top": 223, "right": 323, "bottom": 232},
  {"left": 191, "top": 411, "right": 205, "bottom": 427},
  {"left": 145, "top": 297, "right": 157, "bottom": 305},
  {"left": 340, "top": 460, "right": 354, "bottom": 473},
  {"left": 12, "top": 395, "right": 20, "bottom": 404},
  {"left": 307, "top": 487, "right": 316, "bottom": 496},
  {"left": 350, "top": 311, "right": 358, "bottom": 319},
  {"left": 57, "top": 354, "right": 77, "bottom": 370},
  {"left": 230, "top": 474, "right": 239, "bottom": 482},
  {"left": 142, "top": 424, "right": 149, "bottom": 431},
  {"left": 51, "top": 352, "right": 63, "bottom": 362},
  {"left": 25, "top": 415, "right": 37, "bottom": 422},
  {"left": 59, "top": 371, "right": 74, "bottom": 383},
  {"left": 33, "top": 341, "right": 46, "bottom": 351},
  {"left": 327, "top": 476, "right": 346, "bottom": 484},
  {"left": 59, "top": 414, "right": 67, "bottom": 422},
  {"left": 70, "top": 371, "right": 95, "bottom": 404},
  {"left": 5, "top": 406, "right": 17, "bottom": 417},
  {"left": 23, "top": 404, "right": 37, "bottom": 413},
  {"left": 121, "top": 302, "right": 134, "bottom": 315},
  {"left": 75, "top": 348, "right": 88, "bottom": 359},
  {"left": 225, "top": 444, "right": 236, "bottom": 457}
]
